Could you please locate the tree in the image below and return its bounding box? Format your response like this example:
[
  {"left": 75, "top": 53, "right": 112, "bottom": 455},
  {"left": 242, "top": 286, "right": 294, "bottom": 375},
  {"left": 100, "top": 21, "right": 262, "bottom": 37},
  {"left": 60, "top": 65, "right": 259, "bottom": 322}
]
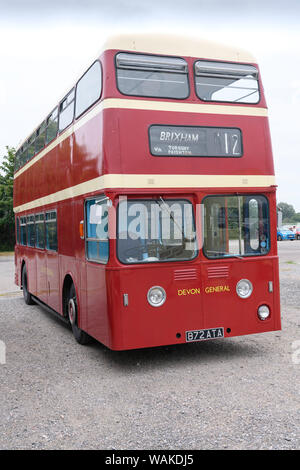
[
  {"left": 277, "top": 202, "right": 296, "bottom": 222},
  {"left": 291, "top": 213, "right": 300, "bottom": 223},
  {"left": 0, "top": 146, "right": 15, "bottom": 250}
]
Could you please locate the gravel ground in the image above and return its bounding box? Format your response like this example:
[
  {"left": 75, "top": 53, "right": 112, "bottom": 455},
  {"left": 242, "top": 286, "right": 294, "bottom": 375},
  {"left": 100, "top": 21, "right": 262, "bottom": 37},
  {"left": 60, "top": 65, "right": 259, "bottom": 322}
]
[{"left": 0, "top": 243, "right": 299, "bottom": 450}]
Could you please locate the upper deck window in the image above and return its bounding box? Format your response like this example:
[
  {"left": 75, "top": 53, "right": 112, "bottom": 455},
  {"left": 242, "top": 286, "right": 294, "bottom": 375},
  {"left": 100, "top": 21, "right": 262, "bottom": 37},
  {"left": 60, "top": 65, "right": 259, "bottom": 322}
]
[
  {"left": 27, "top": 135, "right": 35, "bottom": 161},
  {"left": 194, "top": 61, "right": 259, "bottom": 104},
  {"left": 116, "top": 52, "right": 189, "bottom": 99},
  {"left": 46, "top": 108, "right": 58, "bottom": 144},
  {"left": 59, "top": 89, "right": 75, "bottom": 132},
  {"left": 75, "top": 61, "right": 102, "bottom": 118},
  {"left": 35, "top": 121, "right": 46, "bottom": 154},
  {"left": 15, "top": 149, "right": 21, "bottom": 172}
]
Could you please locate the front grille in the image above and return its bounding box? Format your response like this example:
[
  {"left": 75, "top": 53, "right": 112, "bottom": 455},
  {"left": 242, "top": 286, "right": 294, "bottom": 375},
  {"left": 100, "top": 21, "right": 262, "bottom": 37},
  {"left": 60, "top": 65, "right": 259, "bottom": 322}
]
[
  {"left": 207, "top": 265, "right": 229, "bottom": 279},
  {"left": 173, "top": 268, "right": 198, "bottom": 281}
]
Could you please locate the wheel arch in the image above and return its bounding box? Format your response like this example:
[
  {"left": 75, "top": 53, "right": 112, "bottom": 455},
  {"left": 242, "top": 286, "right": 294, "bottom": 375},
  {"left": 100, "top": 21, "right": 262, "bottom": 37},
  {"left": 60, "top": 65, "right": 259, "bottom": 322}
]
[
  {"left": 62, "top": 273, "right": 82, "bottom": 325},
  {"left": 21, "top": 259, "right": 26, "bottom": 287}
]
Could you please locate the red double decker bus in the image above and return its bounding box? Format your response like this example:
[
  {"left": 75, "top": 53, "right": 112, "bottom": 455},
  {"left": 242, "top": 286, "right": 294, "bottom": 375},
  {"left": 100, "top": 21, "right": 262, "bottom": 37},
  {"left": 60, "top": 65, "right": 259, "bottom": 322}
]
[{"left": 13, "top": 34, "right": 281, "bottom": 350}]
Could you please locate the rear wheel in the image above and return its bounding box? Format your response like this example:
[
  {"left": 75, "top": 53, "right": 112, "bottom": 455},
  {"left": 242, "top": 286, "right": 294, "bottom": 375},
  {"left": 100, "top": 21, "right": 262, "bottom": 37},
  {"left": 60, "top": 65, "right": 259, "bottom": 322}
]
[
  {"left": 67, "top": 284, "right": 92, "bottom": 345},
  {"left": 22, "top": 265, "right": 35, "bottom": 305},
  {"left": 277, "top": 235, "right": 282, "bottom": 241},
  {"left": 297, "top": 234, "right": 300, "bottom": 240}
]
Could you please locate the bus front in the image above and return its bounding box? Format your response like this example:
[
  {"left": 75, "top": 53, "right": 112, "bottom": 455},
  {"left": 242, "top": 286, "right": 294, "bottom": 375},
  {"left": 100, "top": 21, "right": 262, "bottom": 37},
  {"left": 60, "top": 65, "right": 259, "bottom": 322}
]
[{"left": 97, "top": 35, "right": 281, "bottom": 350}]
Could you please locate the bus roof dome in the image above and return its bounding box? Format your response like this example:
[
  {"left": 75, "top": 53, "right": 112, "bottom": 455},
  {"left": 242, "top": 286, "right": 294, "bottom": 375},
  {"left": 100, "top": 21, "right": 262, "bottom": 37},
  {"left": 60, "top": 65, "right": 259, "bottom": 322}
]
[{"left": 101, "top": 33, "right": 256, "bottom": 63}]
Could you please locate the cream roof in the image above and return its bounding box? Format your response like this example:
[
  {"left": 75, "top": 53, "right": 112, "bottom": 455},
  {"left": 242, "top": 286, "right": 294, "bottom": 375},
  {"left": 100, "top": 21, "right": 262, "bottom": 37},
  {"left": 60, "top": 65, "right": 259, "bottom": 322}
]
[{"left": 101, "top": 33, "right": 256, "bottom": 63}]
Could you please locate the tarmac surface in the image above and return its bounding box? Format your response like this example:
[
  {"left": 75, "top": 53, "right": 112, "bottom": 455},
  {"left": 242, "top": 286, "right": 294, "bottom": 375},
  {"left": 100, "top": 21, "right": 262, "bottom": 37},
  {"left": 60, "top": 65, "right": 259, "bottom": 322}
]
[{"left": 0, "top": 243, "right": 299, "bottom": 450}]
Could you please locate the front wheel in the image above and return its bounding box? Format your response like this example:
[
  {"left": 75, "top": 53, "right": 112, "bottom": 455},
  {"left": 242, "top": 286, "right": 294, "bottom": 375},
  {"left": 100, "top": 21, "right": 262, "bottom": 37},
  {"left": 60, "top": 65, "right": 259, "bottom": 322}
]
[
  {"left": 297, "top": 235, "right": 300, "bottom": 240},
  {"left": 277, "top": 235, "right": 282, "bottom": 241},
  {"left": 67, "top": 284, "right": 92, "bottom": 345},
  {"left": 22, "top": 265, "right": 35, "bottom": 305}
]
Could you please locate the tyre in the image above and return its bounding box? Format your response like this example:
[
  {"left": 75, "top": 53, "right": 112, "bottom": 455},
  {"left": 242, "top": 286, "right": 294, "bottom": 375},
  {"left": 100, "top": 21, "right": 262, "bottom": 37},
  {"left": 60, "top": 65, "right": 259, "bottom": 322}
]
[
  {"left": 67, "top": 284, "right": 92, "bottom": 345},
  {"left": 277, "top": 235, "right": 282, "bottom": 241},
  {"left": 22, "top": 265, "right": 35, "bottom": 305},
  {"left": 297, "top": 235, "right": 300, "bottom": 240}
]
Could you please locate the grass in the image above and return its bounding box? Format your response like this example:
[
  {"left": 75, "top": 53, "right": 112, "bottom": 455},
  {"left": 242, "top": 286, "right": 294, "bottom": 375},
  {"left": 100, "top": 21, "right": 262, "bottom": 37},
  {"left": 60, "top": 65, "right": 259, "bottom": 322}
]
[
  {"left": 0, "top": 251, "right": 14, "bottom": 256},
  {"left": 285, "top": 260, "right": 296, "bottom": 264}
]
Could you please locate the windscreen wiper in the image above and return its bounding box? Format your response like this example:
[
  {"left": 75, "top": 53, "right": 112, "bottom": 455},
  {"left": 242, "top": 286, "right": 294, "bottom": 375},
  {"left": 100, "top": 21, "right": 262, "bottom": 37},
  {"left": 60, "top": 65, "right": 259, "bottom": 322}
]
[{"left": 157, "top": 196, "right": 186, "bottom": 241}]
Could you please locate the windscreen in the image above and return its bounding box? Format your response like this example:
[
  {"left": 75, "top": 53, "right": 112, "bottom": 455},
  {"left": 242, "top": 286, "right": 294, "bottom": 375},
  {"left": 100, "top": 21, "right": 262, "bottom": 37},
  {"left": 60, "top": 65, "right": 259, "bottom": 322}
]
[
  {"left": 203, "top": 195, "right": 269, "bottom": 259},
  {"left": 117, "top": 198, "right": 197, "bottom": 264}
]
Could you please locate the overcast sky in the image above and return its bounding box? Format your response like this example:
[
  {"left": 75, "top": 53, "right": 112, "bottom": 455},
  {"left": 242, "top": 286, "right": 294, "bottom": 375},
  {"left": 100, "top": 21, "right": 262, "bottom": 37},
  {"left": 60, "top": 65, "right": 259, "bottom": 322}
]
[{"left": 1, "top": 0, "right": 299, "bottom": 210}]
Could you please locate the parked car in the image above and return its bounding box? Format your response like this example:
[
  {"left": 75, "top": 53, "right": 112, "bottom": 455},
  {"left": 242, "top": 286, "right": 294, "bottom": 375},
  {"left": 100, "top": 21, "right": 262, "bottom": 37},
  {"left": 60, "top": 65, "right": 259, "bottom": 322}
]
[
  {"left": 282, "top": 224, "right": 300, "bottom": 239},
  {"left": 277, "top": 227, "right": 295, "bottom": 241}
]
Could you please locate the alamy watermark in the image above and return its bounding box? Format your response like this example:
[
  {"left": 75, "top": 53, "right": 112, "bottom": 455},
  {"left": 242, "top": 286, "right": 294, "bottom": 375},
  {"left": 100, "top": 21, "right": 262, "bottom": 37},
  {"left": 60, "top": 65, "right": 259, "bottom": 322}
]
[
  {"left": 0, "top": 340, "right": 6, "bottom": 365},
  {"left": 291, "top": 340, "right": 300, "bottom": 365},
  {"left": 89, "top": 196, "right": 203, "bottom": 251}
]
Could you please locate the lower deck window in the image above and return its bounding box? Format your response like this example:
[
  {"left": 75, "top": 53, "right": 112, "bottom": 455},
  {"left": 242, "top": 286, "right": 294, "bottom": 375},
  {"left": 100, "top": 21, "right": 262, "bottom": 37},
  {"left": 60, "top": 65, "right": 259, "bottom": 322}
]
[
  {"left": 35, "top": 213, "right": 45, "bottom": 249},
  {"left": 27, "top": 215, "right": 35, "bottom": 247},
  {"left": 16, "top": 217, "right": 20, "bottom": 244},
  {"left": 45, "top": 211, "right": 58, "bottom": 251},
  {"left": 117, "top": 198, "right": 197, "bottom": 264},
  {"left": 85, "top": 198, "right": 109, "bottom": 263},
  {"left": 203, "top": 195, "right": 269, "bottom": 258},
  {"left": 20, "top": 217, "right": 27, "bottom": 245}
]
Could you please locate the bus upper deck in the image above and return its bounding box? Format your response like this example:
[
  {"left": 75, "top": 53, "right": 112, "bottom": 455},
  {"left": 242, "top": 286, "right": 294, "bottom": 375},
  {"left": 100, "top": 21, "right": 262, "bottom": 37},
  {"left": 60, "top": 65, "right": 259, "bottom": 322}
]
[{"left": 13, "top": 34, "right": 274, "bottom": 214}]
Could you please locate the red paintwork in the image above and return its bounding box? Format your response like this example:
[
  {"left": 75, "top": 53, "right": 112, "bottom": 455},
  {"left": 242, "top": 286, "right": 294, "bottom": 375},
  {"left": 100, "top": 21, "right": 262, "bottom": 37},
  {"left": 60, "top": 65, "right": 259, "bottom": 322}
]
[{"left": 14, "top": 47, "right": 281, "bottom": 350}]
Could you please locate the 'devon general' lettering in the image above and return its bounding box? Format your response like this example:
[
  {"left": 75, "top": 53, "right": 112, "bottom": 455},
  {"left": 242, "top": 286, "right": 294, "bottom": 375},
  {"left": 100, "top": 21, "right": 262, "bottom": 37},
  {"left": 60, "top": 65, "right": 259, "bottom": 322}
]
[
  {"left": 178, "top": 288, "right": 201, "bottom": 296},
  {"left": 205, "top": 285, "right": 230, "bottom": 294}
]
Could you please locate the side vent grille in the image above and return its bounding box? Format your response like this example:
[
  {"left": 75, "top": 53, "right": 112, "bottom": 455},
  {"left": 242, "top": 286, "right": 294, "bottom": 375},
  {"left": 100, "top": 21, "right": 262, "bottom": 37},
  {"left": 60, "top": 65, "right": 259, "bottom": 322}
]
[
  {"left": 174, "top": 269, "right": 198, "bottom": 281},
  {"left": 207, "top": 266, "right": 229, "bottom": 279}
]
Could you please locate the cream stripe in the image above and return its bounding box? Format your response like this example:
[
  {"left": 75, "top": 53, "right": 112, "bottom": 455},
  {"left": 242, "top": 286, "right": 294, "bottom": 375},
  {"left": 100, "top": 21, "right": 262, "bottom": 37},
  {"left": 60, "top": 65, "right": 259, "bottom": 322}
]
[
  {"left": 13, "top": 174, "right": 276, "bottom": 213},
  {"left": 14, "top": 98, "right": 268, "bottom": 179},
  {"left": 102, "top": 98, "right": 268, "bottom": 117}
]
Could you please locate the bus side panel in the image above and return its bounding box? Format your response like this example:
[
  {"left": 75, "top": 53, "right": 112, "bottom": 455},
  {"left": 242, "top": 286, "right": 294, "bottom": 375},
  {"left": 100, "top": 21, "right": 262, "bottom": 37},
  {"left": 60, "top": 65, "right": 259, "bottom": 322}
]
[
  {"left": 46, "top": 251, "right": 60, "bottom": 313},
  {"left": 14, "top": 245, "right": 20, "bottom": 287},
  {"left": 35, "top": 249, "right": 47, "bottom": 303},
  {"left": 77, "top": 258, "right": 87, "bottom": 332},
  {"left": 73, "top": 112, "right": 104, "bottom": 183},
  {"left": 85, "top": 263, "right": 110, "bottom": 346},
  {"left": 27, "top": 249, "right": 37, "bottom": 297}
]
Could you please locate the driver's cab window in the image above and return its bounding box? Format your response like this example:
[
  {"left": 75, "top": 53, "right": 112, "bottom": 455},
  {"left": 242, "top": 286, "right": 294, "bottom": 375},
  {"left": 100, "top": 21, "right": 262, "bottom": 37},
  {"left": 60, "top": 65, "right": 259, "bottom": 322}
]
[
  {"left": 117, "top": 198, "right": 197, "bottom": 264},
  {"left": 85, "top": 197, "right": 109, "bottom": 263}
]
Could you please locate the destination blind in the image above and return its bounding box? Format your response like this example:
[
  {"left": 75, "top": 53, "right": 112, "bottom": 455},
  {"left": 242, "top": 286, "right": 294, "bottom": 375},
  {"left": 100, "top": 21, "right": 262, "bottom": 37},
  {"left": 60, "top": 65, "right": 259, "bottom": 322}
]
[{"left": 149, "top": 125, "right": 242, "bottom": 157}]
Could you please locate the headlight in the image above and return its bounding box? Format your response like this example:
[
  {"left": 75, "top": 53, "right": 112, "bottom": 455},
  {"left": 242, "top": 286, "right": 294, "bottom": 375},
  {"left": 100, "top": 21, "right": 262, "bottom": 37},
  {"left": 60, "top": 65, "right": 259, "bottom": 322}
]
[
  {"left": 147, "top": 286, "right": 166, "bottom": 307},
  {"left": 236, "top": 279, "right": 253, "bottom": 299},
  {"left": 258, "top": 305, "right": 270, "bottom": 321}
]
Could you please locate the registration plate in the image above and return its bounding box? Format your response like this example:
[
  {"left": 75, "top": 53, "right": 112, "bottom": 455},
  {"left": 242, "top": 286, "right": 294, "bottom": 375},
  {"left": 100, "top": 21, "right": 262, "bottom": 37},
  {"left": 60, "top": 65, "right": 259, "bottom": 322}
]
[{"left": 186, "top": 327, "right": 224, "bottom": 342}]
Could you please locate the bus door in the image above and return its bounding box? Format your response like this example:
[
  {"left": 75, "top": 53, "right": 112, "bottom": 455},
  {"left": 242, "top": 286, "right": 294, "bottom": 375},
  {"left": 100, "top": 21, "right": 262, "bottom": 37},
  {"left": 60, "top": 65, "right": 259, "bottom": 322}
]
[{"left": 84, "top": 197, "right": 110, "bottom": 342}]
